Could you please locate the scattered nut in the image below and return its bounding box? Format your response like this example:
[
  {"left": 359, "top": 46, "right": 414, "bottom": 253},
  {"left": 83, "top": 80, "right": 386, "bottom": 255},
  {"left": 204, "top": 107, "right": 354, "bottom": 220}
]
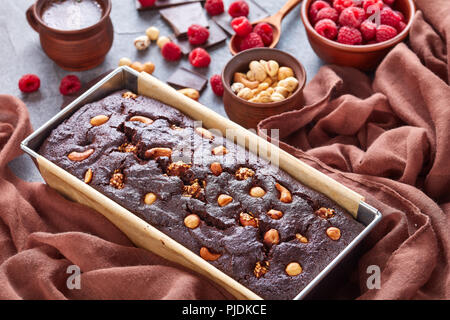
[
  {"left": 210, "top": 162, "right": 222, "bottom": 176},
  {"left": 249, "top": 60, "right": 267, "bottom": 82},
  {"left": 144, "top": 192, "right": 157, "bottom": 205},
  {"left": 239, "top": 212, "right": 259, "bottom": 228},
  {"left": 68, "top": 148, "right": 94, "bottom": 161},
  {"left": 296, "top": 233, "right": 308, "bottom": 243},
  {"left": 285, "top": 262, "right": 302, "bottom": 276},
  {"left": 130, "top": 115, "right": 153, "bottom": 124},
  {"left": 254, "top": 261, "right": 269, "bottom": 278},
  {"left": 275, "top": 183, "right": 292, "bottom": 203},
  {"left": 195, "top": 127, "right": 214, "bottom": 140},
  {"left": 146, "top": 26, "right": 160, "bottom": 41},
  {"left": 263, "top": 229, "right": 280, "bottom": 246},
  {"left": 267, "top": 209, "right": 283, "bottom": 220},
  {"left": 212, "top": 145, "right": 228, "bottom": 155},
  {"left": 167, "top": 161, "right": 191, "bottom": 176},
  {"left": 130, "top": 61, "right": 145, "bottom": 72},
  {"left": 178, "top": 88, "right": 200, "bottom": 101},
  {"left": 110, "top": 169, "right": 125, "bottom": 189},
  {"left": 278, "top": 66, "right": 294, "bottom": 81},
  {"left": 315, "top": 207, "right": 336, "bottom": 219},
  {"left": 326, "top": 227, "right": 341, "bottom": 241},
  {"left": 134, "top": 35, "right": 150, "bottom": 50},
  {"left": 143, "top": 61, "right": 155, "bottom": 74},
  {"left": 231, "top": 82, "right": 245, "bottom": 94},
  {"left": 118, "top": 143, "right": 137, "bottom": 153},
  {"left": 217, "top": 194, "right": 233, "bottom": 207},
  {"left": 235, "top": 167, "right": 255, "bottom": 180},
  {"left": 184, "top": 214, "right": 200, "bottom": 229},
  {"left": 84, "top": 168, "right": 93, "bottom": 184},
  {"left": 145, "top": 147, "right": 172, "bottom": 159},
  {"left": 278, "top": 77, "right": 299, "bottom": 92},
  {"left": 263, "top": 60, "right": 279, "bottom": 78},
  {"left": 237, "top": 87, "right": 254, "bottom": 100},
  {"left": 200, "top": 247, "right": 221, "bottom": 261},
  {"left": 183, "top": 180, "right": 204, "bottom": 199},
  {"left": 157, "top": 36, "right": 171, "bottom": 49},
  {"left": 119, "top": 57, "right": 132, "bottom": 67},
  {"left": 123, "top": 91, "right": 138, "bottom": 99},
  {"left": 90, "top": 115, "right": 109, "bottom": 126},
  {"left": 249, "top": 186, "right": 266, "bottom": 198}
]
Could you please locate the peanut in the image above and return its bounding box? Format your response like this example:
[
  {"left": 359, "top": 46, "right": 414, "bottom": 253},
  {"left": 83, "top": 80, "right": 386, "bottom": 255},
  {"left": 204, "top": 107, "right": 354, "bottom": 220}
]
[
  {"left": 326, "top": 227, "right": 341, "bottom": 241},
  {"left": 275, "top": 183, "right": 292, "bottom": 203},
  {"left": 178, "top": 88, "right": 200, "bottom": 101},
  {"left": 184, "top": 214, "right": 200, "bottom": 229},
  {"left": 84, "top": 168, "right": 93, "bottom": 184},
  {"left": 145, "top": 147, "right": 172, "bottom": 159},
  {"left": 250, "top": 186, "right": 266, "bottom": 198},
  {"left": 217, "top": 194, "right": 233, "bottom": 207},
  {"left": 263, "top": 229, "right": 280, "bottom": 246},
  {"left": 144, "top": 192, "right": 157, "bottom": 205},
  {"left": 90, "top": 115, "right": 109, "bottom": 126},
  {"left": 130, "top": 115, "right": 153, "bottom": 124},
  {"left": 285, "top": 262, "right": 302, "bottom": 276},
  {"left": 68, "top": 148, "right": 94, "bottom": 161},
  {"left": 210, "top": 162, "right": 223, "bottom": 176},
  {"left": 200, "top": 247, "right": 221, "bottom": 261},
  {"left": 195, "top": 127, "right": 213, "bottom": 140},
  {"left": 267, "top": 209, "right": 283, "bottom": 220}
]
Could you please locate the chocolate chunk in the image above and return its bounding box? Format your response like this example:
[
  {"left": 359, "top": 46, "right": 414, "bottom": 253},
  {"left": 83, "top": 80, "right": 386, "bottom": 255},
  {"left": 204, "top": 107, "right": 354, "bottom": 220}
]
[
  {"left": 136, "top": 0, "right": 204, "bottom": 10},
  {"left": 212, "top": 0, "right": 269, "bottom": 35},
  {"left": 167, "top": 67, "right": 208, "bottom": 92},
  {"left": 172, "top": 20, "right": 227, "bottom": 55},
  {"left": 160, "top": 2, "right": 209, "bottom": 37}
]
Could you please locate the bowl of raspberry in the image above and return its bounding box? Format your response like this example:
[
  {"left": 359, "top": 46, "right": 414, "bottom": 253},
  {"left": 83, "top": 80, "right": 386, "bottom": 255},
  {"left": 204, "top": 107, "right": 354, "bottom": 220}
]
[{"left": 300, "top": 0, "right": 415, "bottom": 70}]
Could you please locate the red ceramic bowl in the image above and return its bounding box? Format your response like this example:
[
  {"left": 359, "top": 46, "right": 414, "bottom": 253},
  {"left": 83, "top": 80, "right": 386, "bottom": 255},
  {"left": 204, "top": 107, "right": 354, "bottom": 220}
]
[{"left": 300, "top": 0, "right": 415, "bottom": 71}]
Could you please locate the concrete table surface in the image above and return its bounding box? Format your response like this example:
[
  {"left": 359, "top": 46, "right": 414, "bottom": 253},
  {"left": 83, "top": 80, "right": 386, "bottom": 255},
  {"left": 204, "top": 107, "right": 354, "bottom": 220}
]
[{"left": 1, "top": 0, "right": 323, "bottom": 183}]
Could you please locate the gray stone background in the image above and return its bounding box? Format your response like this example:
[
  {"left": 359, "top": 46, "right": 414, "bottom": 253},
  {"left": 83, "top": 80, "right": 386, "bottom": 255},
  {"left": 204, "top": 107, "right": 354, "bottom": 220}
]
[{"left": 1, "top": 0, "right": 323, "bottom": 182}]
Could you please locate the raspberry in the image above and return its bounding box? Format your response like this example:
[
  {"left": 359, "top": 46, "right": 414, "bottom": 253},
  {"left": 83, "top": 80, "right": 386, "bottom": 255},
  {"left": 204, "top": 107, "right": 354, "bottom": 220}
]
[
  {"left": 380, "top": 7, "right": 401, "bottom": 28},
  {"left": 138, "top": 0, "right": 156, "bottom": 7},
  {"left": 239, "top": 32, "right": 264, "bottom": 51},
  {"left": 18, "top": 74, "right": 40, "bottom": 93},
  {"left": 189, "top": 48, "right": 211, "bottom": 68},
  {"left": 396, "top": 21, "right": 406, "bottom": 33},
  {"left": 309, "top": 1, "right": 330, "bottom": 22},
  {"left": 228, "top": 0, "right": 249, "bottom": 18},
  {"left": 205, "top": 0, "right": 224, "bottom": 16},
  {"left": 253, "top": 22, "right": 274, "bottom": 46},
  {"left": 360, "top": 20, "right": 376, "bottom": 40},
  {"left": 395, "top": 10, "right": 405, "bottom": 22},
  {"left": 339, "top": 7, "right": 365, "bottom": 28},
  {"left": 59, "top": 75, "right": 81, "bottom": 96},
  {"left": 210, "top": 74, "right": 224, "bottom": 97},
  {"left": 314, "top": 19, "right": 338, "bottom": 40},
  {"left": 315, "top": 7, "right": 339, "bottom": 23},
  {"left": 376, "top": 24, "right": 398, "bottom": 42},
  {"left": 333, "top": 0, "right": 353, "bottom": 13},
  {"left": 187, "top": 24, "right": 210, "bottom": 45},
  {"left": 161, "top": 42, "right": 182, "bottom": 61},
  {"left": 231, "top": 17, "right": 253, "bottom": 37},
  {"left": 363, "top": 0, "right": 383, "bottom": 14},
  {"left": 337, "top": 26, "right": 362, "bottom": 45}
]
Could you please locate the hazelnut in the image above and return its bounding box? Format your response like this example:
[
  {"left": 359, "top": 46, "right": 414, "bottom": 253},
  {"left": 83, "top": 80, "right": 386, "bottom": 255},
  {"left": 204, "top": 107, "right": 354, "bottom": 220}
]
[
  {"left": 145, "top": 147, "right": 172, "bottom": 159},
  {"left": 249, "top": 60, "right": 267, "bottom": 82},
  {"left": 315, "top": 207, "right": 336, "bottom": 219},
  {"left": 210, "top": 162, "right": 223, "bottom": 176},
  {"left": 212, "top": 145, "right": 228, "bottom": 155},
  {"left": 123, "top": 91, "right": 138, "bottom": 99},
  {"left": 130, "top": 61, "right": 145, "bottom": 73},
  {"left": 249, "top": 186, "right": 266, "bottom": 198},
  {"left": 184, "top": 214, "right": 200, "bottom": 229},
  {"left": 254, "top": 261, "right": 270, "bottom": 278},
  {"left": 68, "top": 148, "right": 94, "bottom": 161},
  {"left": 231, "top": 82, "right": 245, "bottom": 94},
  {"left": 166, "top": 161, "right": 191, "bottom": 176},
  {"left": 134, "top": 35, "right": 150, "bottom": 50},
  {"left": 237, "top": 87, "right": 254, "bottom": 100},
  {"left": 264, "top": 60, "right": 279, "bottom": 78},
  {"left": 267, "top": 209, "right": 283, "bottom": 220},
  {"left": 256, "top": 82, "right": 270, "bottom": 93},
  {"left": 235, "top": 167, "right": 255, "bottom": 180},
  {"left": 195, "top": 127, "right": 214, "bottom": 140},
  {"left": 143, "top": 62, "right": 155, "bottom": 74},
  {"left": 183, "top": 180, "right": 204, "bottom": 199},
  {"left": 200, "top": 247, "right": 221, "bottom": 261},
  {"left": 274, "top": 86, "right": 290, "bottom": 97},
  {"left": 157, "top": 36, "right": 171, "bottom": 49},
  {"left": 277, "top": 66, "right": 294, "bottom": 81},
  {"left": 217, "top": 194, "right": 233, "bottom": 207},
  {"left": 239, "top": 212, "right": 259, "bottom": 228},
  {"left": 270, "top": 92, "right": 285, "bottom": 102},
  {"left": 262, "top": 76, "right": 273, "bottom": 86},
  {"left": 146, "top": 26, "right": 160, "bottom": 41},
  {"left": 326, "top": 227, "right": 341, "bottom": 241},
  {"left": 118, "top": 57, "right": 132, "bottom": 67},
  {"left": 110, "top": 170, "right": 125, "bottom": 189},
  {"left": 285, "top": 262, "right": 302, "bottom": 276},
  {"left": 90, "top": 115, "right": 109, "bottom": 126},
  {"left": 275, "top": 183, "right": 292, "bottom": 203},
  {"left": 144, "top": 192, "right": 157, "bottom": 205},
  {"left": 278, "top": 77, "right": 299, "bottom": 92},
  {"left": 263, "top": 229, "right": 280, "bottom": 246},
  {"left": 178, "top": 88, "right": 200, "bottom": 101},
  {"left": 84, "top": 168, "right": 93, "bottom": 184},
  {"left": 118, "top": 143, "right": 137, "bottom": 153},
  {"left": 296, "top": 233, "right": 308, "bottom": 243},
  {"left": 129, "top": 115, "right": 153, "bottom": 124}
]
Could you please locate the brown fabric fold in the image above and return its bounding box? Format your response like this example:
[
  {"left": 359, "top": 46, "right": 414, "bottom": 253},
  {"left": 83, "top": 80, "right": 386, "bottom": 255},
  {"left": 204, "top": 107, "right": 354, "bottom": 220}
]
[
  {"left": 258, "top": 0, "right": 449, "bottom": 300},
  {"left": 0, "top": 95, "right": 232, "bottom": 300}
]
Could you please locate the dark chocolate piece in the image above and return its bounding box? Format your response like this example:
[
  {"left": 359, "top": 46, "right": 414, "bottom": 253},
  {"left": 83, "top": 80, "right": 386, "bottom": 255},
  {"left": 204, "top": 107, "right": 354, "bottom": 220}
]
[
  {"left": 212, "top": 0, "right": 269, "bottom": 35},
  {"left": 136, "top": 0, "right": 204, "bottom": 10},
  {"left": 172, "top": 20, "right": 227, "bottom": 55},
  {"left": 160, "top": 2, "right": 209, "bottom": 37},
  {"left": 167, "top": 67, "right": 208, "bottom": 91}
]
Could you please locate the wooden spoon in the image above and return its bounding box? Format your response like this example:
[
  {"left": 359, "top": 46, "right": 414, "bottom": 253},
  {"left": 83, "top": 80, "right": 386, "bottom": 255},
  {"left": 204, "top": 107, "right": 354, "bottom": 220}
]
[{"left": 229, "top": 0, "right": 303, "bottom": 55}]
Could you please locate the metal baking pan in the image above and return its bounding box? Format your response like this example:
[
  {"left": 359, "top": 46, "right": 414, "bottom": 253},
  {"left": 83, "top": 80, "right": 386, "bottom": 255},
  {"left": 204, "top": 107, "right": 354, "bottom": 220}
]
[{"left": 21, "top": 66, "right": 382, "bottom": 300}]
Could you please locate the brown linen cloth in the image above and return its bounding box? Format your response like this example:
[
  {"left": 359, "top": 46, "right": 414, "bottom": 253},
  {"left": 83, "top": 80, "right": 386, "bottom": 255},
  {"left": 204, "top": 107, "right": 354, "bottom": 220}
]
[
  {"left": 258, "top": 0, "right": 450, "bottom": 299},
  {"left": 0, "top": 95, "right": 231, "bottom": 299}
]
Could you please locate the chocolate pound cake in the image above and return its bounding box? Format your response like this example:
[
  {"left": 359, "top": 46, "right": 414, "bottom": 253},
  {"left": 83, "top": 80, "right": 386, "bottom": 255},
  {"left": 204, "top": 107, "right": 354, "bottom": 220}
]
[{"left": 39, "top": 90, "right": 365, "bottom": 300}]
